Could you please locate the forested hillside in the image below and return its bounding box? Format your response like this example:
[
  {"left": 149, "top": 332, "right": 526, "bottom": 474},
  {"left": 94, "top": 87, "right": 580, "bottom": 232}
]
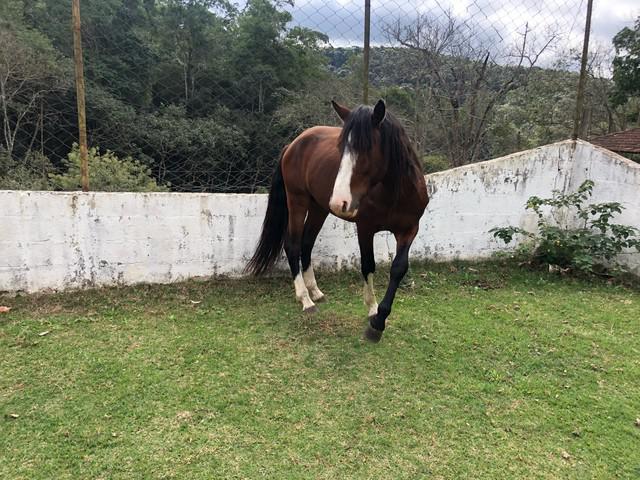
[{"left": 0, "top": 1, "right": 638, "bottom": 191}]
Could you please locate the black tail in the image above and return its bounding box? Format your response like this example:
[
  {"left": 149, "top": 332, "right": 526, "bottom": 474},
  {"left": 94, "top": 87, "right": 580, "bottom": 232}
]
[{"left": 245, "top": 148, "right": 288, "bottom": 275}]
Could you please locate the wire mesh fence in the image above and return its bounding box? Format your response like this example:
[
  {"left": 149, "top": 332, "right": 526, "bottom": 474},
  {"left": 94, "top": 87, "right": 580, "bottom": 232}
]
[{"left": 0, "top": 0, "right": 632, "bottom": 193}]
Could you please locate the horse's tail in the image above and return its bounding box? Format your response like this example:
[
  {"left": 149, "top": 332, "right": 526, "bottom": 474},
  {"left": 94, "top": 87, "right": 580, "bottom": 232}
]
[{"left": 245, "top": 147, "right": 289, "bottom": 276}]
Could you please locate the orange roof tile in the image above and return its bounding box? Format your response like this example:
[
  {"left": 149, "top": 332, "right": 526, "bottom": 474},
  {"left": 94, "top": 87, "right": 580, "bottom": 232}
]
[{"left": 590, "top": 127, "right": 640, "bottom": 154}]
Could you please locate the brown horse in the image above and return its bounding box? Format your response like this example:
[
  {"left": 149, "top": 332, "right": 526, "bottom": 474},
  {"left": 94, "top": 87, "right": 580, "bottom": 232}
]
[{"left": 246, "top": 99, "right": 428, "bottom": 342}]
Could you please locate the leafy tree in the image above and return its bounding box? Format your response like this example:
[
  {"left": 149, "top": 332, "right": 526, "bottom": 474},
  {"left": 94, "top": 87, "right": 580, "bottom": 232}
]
[
  {"left": 274, "top": 73, "right": 358, "bottom": 139},
  {"left": 21, "top": 0, "right": 156, "bottom": 107},
  {"left": 86, "top": 0, "right": 157, "bottom": 107},
  {"left": 0, "top": 13, "right": 70, "bottom": 160},
  {"left": 2, "top": 0, "right": 333, "bottom": 191},
  {"left": 136, "top": 105, "right": 249, "bottom": 191},
  {"left": 153, "top": 0, "right": 234, "bottom": 110},
  {"left": 611, "top": 16, "right": 640, "bottom": 124},
  {"left": 487, "top": 68, "right": 577, "bottom": 156},
  {"left": 231, "top": 0, "right": 289, "bottom": 113},
  {"left": 8, "top": 0, "right": 624, "bottom": 192}
]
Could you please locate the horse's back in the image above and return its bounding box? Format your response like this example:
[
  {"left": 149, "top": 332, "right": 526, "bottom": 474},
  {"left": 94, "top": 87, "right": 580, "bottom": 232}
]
[{"left": 284, "top": 126, "right": 341, "bottom": 165}]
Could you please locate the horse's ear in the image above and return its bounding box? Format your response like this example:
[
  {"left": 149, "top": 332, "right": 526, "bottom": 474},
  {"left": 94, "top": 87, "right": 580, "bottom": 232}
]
[
  {"left": 372, "top": 99, "right": 386, "bottom": 127},
  {"left": 331, "top": 100, "right": 351, "bottom": 122}
]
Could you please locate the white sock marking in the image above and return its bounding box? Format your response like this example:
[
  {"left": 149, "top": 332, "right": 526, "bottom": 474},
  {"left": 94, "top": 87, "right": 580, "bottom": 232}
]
[
  {"left": 294, "top": 272, "right": 315, "bottom": 311},
  {"left": 303, "top": 265, "right": 324, "bottom": 302},
  {"left": 363, "top": 273, "right": 378, "bottom": 317}
]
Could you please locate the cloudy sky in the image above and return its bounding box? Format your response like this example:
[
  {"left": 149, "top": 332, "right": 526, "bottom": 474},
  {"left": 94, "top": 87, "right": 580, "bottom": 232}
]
[{"left": 284, "top": 0, "right": 639, "bottom": 62}]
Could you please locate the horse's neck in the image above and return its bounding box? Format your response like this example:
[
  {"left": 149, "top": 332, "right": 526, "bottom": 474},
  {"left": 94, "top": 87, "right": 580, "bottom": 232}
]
[
  {"left": 381, "top": 167, "right": 426, "bottom": 206},
  {"left": 382, "top": 170, "right": 413, "bottom": 194}
]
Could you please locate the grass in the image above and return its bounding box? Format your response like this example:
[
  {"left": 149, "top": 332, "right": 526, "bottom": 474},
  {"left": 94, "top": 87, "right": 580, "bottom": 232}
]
[{"left": 1, "top": 261, "right": 639, "bottom": 479}]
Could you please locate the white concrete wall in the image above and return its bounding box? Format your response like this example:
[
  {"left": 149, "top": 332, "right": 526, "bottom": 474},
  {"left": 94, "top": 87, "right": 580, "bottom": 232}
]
[
  {"left": 1, "top": 140, "right": 638, "bottom": 293},
  {"left": 419, "top": 140, "right": 640, "bottom": 275},
  {"left": 418, "top": 140, "right": 574, "bottom": 261},
  {"left": 569, "top": 142, "right": 640, "bottom": 273}
]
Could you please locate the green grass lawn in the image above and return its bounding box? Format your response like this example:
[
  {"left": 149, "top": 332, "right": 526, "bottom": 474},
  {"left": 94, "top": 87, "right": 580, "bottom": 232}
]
[{"left": 1, "top": 262, "right": 639, "bottom": 479}]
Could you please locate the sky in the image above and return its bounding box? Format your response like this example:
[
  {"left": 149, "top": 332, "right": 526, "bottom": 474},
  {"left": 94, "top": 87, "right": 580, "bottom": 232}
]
[{"left": 283, "top": 0, "right": 639, "bottom": 65}]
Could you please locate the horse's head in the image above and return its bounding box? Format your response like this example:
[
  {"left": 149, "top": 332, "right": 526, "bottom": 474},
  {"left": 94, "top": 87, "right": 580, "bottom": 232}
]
[{"left": 329, "top": 99, "right": 387, "bottom": 219}]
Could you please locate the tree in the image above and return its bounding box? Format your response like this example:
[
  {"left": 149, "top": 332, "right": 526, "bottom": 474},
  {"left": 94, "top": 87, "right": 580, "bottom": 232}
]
[
  {"left": 153, "top": 0, "right": 234, "bottom": 108},
  {"left": 487, "top": 68, "right": 574, "bottom": 157},
  {"left": 611, "top": 17, "right": 640, "bottom": 125},
  {"left": 230, "top": 0, "right": 296, "bottom": 113},
  {"left": 85, "top": 0, "right": 157, "bottom": 107},
  {"left": 0, "top": 21, "right": 70, "bottom": 159},
  {"left": 136, "top": 105, "right": 249, "bottom": 191},
  {"left": 582, "top": 45, "right": 620, "bottom": 135},
  {"left": 384, "top": 12, "right": 557, "bottom": 167}
]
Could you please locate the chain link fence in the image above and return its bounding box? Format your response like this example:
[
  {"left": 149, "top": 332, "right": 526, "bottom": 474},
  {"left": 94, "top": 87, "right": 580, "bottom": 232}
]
[{"left": 0, "top": 0, "right": 631, "bottom": 193}]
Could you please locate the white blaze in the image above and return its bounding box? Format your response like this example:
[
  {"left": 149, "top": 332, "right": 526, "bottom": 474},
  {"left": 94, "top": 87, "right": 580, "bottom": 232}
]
[{"left": 330, "top": 134, "right": 356, "bottom": 213}]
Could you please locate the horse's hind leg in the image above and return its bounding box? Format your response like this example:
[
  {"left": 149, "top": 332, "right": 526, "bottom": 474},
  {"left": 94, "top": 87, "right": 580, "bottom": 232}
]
[
  {"left": 284, "top": 195, "right": 316, "bottom": 314},
  {"left": 301, "top": 204, "right": 329, "bottom": 303}
]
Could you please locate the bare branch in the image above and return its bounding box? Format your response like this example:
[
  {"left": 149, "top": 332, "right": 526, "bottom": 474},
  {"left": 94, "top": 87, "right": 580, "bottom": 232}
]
[{"left": 382, "top": 11, "right": 561, "bottom": 166}]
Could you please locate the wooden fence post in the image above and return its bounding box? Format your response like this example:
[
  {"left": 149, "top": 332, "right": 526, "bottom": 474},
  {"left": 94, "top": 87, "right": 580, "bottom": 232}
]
[
  {"left": 363, "top": 0, "right": 371, "bottom": 105},
  {"left": 572, "top": 0, "right": 594, "bottom": 141},
  {"left": 72, "top": 0, "right": 89, "bottom": 191}
]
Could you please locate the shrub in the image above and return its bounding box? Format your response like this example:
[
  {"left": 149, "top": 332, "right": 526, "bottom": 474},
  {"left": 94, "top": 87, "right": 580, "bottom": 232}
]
[
  {"left": 0, "top": 150, "right": 53, "bottom": 190},
  {"left": 422, "top": 154, "right": 451, "bottom": 174},
  {"left": 490, "top": 180, "right": 640, "bottom": 275},
  {"left": 49, "top": 144, "right": 167, "bottom": 192}
]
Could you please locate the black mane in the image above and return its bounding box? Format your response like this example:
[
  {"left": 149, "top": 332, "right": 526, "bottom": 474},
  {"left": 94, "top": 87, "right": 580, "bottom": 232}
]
[{"left": 339, "top": 105, "right": 423, "bottom": 186}]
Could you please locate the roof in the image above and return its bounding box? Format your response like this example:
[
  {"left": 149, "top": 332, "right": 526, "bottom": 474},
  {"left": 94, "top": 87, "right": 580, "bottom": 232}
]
[{"left": 590, "top": 127, "right": 640, "bottom": 154}]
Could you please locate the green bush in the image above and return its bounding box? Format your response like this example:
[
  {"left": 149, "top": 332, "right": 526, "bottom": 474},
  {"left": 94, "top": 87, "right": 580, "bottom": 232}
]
[
  {"left": 0, "top": 150, "right": 53, "bottom": 190},
  {"left": 49, "top": 144, "right": 167, "bottom": 192},
  {"left": 490, "top": 180, "right": 640, "bottom": 275},
  {"left": 422, "top": 154, "right": 451, "bottom": 174}
]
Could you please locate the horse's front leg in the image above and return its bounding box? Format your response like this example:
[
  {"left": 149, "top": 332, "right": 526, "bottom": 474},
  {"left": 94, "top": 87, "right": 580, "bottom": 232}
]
[
  {"left": 363, "top": 228, "right": 417, "bottom": 343},
  {"left": 357, "top": 226, "right": 378, "bottom": 320}
]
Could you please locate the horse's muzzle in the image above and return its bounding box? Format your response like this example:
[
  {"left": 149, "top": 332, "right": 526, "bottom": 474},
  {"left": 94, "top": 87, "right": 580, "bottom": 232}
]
[
  {"left": 329, "top": 198, "right": 359, "bottom": 219},
  {"left": 334, "top": 208, "right": 358, "bottom": 220}
]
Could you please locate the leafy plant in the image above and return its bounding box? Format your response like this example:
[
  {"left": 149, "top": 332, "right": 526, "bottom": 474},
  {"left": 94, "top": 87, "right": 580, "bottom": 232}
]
[
  {"left": 49, "top": 144, "right": 167, "bottom": 192},
  {"left": 422, "top": 154, "right": 451, "bottom": 173},
  {"left": 0, "top": 150, "right": 53, "bottom": 190},
  {"left": 490, "top": 180, "right": 640, "bottom": 274}
]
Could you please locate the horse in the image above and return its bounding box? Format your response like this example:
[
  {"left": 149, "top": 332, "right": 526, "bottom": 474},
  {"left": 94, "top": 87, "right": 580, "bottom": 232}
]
[{"left": 245, "top": 99, "right": 429, "bottom": 342}]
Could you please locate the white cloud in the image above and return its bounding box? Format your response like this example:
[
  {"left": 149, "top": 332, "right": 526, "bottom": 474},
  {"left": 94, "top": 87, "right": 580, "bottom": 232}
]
[{"left": 287, "top": 0, "right": 638, "bottom": 55}]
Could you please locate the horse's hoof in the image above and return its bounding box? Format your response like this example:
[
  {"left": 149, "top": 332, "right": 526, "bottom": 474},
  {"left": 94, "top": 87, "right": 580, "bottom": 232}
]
[
  {"left": 363, "top": 324, "right": 384, "bottom": 343},
  {"left": 314, "top": 294, "right": 327, "bottom": 303},
  {"left": 303, "top": 305, "right": 318, "bottom": 315}
]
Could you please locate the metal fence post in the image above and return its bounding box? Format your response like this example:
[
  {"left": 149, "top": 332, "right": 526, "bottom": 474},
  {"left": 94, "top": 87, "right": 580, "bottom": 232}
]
[{"left": 72, "top": 0, "right": 89, "bottom": 191}]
